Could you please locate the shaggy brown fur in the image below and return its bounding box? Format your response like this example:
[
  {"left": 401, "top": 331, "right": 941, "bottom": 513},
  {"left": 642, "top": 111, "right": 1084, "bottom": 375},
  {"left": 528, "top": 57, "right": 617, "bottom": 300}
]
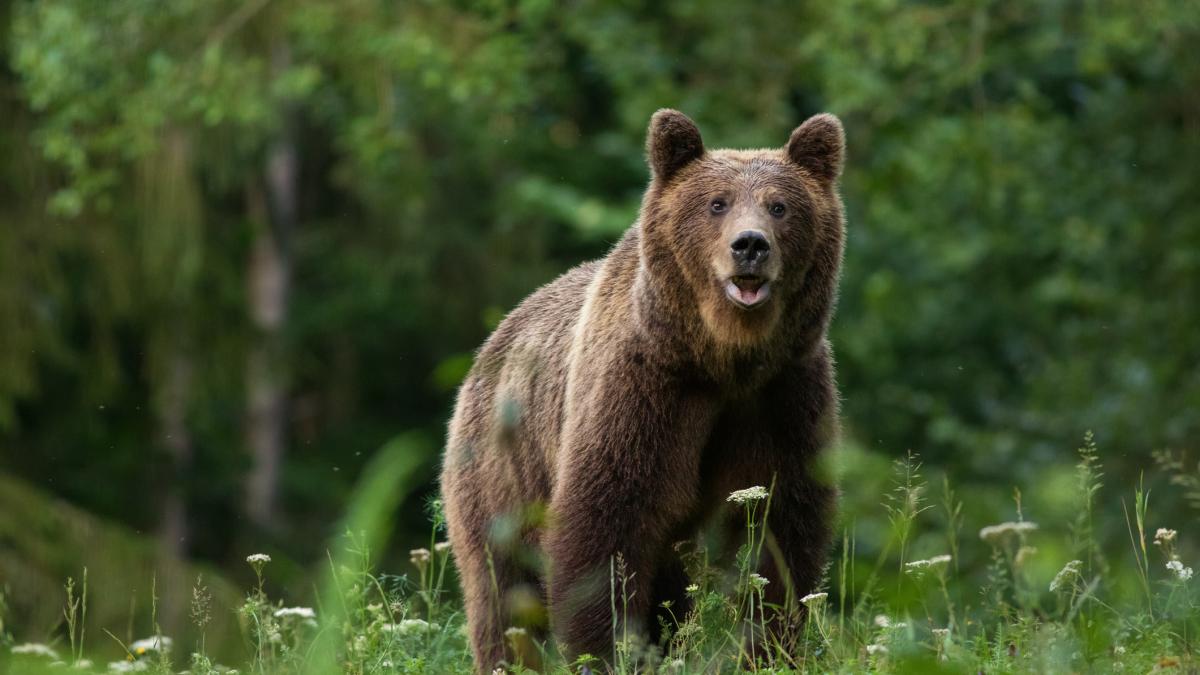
[{"left": 441, "top": 109, "right": 846, "bottom": 672}]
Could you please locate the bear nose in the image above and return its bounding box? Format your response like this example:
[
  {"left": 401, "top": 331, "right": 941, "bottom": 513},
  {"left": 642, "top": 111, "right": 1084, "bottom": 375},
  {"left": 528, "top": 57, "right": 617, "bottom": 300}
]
[{"left": 730, "top": 230, "right": 771, "bottom": 267}]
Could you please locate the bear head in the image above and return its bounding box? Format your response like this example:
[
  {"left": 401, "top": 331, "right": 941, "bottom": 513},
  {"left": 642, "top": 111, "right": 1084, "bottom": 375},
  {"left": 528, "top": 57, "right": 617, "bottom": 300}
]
[{"left": 638, "top": 109, "right": 846, "bottom": 350}]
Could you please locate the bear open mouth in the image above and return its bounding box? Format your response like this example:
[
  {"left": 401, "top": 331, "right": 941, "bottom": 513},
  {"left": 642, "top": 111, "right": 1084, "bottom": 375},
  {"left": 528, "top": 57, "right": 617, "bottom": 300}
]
[{"left": 724, "top": 275, "right": 771, "bottom": 309}]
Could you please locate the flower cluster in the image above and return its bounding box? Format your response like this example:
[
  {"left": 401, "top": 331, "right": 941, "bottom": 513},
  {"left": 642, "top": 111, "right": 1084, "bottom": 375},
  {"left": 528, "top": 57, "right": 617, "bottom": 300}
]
[
  {"left": 381, "top": 618, "right": 441, "bottom": 637},
  {"left": 11, "top": 643, "right": 58, "bottom": 659},
  {"left": 274, "top": 606, "right": 316, "bottom": 620},
  {"left": 868, "top": 614, "right": 907, "bottom": 657},
  {"left": 1155, "top": 528, "right": 1180, "bottom": 562},
  {"left": 1155, "top": 528, "right": 1177, "bottom": 545},
  {"left": 274, "top": 606, "right": 318, "bottom": 630},
  {"left": 130, "top": 635, "right": 173, "bottom": 656},
  {"left": 800, "top": 591, "right": 826, "bottom": 607},
  {"left": 979, "top": 521, "right": 1038, "bottom": 545},
  {"left": 1152, "top": 527, "right": 1192, "bottom": 581},
  {"left": 409, "top": 548, "right": 431, "bottom": 566},
  {"left": 1049, "top": 560, "right": 1083, "bottom": 592},
  {"left": 904, "top": 554, "right": 951, "bottom": 577},
  {"left": 1166, "top": 559, "right": 1194, "bottom": 581},
  {"left": 726, "top": 486, "right": 769, "bottom": 504},
  {"left": 245, "top": 553, "right": 272, "bottom": 579}
]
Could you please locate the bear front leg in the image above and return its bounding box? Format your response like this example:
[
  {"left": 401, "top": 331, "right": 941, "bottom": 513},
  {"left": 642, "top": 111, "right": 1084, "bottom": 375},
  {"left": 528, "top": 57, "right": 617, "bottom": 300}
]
[
  {"left": 723, "top": 464, "right": 835, "bottom": 665},
  {"left": 713, "top": 351, "right": 839, "bottom": 658},
  {"left": 545, "top": 375, "right": 714, "bottom": 665},
  {"left": 756, "top": 356, "right": 839, "bottom": 653},
  {"left": 760, "top": 464, "right": 836, "bottom": 628}
]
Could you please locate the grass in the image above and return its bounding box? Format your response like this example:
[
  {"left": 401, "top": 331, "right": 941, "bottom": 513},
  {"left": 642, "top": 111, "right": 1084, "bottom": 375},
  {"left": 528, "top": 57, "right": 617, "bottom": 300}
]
[{"left": 1, "top": 433, "right": 1197, "bottom": 674}]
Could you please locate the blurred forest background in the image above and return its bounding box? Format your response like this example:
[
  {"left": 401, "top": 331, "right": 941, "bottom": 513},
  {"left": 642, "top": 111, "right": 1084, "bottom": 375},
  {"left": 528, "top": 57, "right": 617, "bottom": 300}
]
[{"left": 1, "top": 0, "right": 1198, "bottom": 663}]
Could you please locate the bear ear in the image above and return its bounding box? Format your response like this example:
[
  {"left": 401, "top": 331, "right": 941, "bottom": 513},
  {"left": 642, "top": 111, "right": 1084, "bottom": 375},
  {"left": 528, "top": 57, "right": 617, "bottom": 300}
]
[
  {"left": 785, "top": 113, "right": 845, "bottom": 182},
  {"left": 646, "top": 109, "right": 705, "bottom": 181}
]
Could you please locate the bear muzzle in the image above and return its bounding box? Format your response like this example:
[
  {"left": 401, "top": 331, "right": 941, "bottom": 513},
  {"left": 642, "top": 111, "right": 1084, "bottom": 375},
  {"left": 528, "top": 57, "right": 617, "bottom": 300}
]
[{"left": 725, "top": 230, "right": 773, "bottom": 309}]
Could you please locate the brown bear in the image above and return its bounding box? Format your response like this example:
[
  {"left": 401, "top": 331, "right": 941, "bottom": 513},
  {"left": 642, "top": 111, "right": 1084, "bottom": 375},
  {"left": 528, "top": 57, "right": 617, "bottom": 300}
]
[{"left": 441, "top": 109, "right": 845, "bottom": 672}]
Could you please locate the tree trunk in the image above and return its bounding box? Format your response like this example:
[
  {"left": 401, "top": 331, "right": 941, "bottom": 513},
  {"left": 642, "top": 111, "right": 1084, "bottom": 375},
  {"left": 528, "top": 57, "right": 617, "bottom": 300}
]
[
  {"left": 244, "top": 41, "right": 298, "bottom": 532},
  {"left": 159, "top": 347, "right": 193, "bottom": 556},
  {"left": 244, "top": 233, "right": 288, "bottom": 530},
  {"left": 145, "top": 128, "right": 202, "bottom": 561},
  {"left": 155, "top": 342, "right": 193, "bottom": 635}
]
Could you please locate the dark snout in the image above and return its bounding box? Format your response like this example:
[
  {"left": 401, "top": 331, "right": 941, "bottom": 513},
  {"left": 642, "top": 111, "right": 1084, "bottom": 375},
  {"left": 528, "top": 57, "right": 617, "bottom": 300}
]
[{"left": 730, "top": 230, "right": 770, "bottom": 273}]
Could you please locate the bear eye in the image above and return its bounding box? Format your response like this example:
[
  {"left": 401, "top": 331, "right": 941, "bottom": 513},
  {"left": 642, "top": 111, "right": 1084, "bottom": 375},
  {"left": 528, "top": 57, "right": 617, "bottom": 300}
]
[
  {"left": 710, "top": 198, "right": 728, "bottom": 215},
  {"left": 769, "top": 203, "right": 786, "bottom": 217}
]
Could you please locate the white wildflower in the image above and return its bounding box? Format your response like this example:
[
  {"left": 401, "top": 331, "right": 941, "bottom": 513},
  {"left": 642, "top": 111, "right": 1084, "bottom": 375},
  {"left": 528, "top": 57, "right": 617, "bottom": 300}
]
[
  {"left": 505, "top": 627, "right": 527, "bottom": 638},
  {"left": 1155, "top": 528, "right": 1178, "bottom": 545},
  {"left": 107, "top": 661, "right": 149, "bottom": 672},
  {"left": 727, "top": 486, "right": 769, "bottom": 504},
  {"left": 397, "top": 618, "right": 439, "bottom": 636},
  {"left": 904, "top": 554, "right": 952, "bottom": 576},
  {"left": 274, "top": 607, "right": 316, "bottom": 620},
  {"left": 979, "top": 521, "right": 1038, "bottom": 545},
  {"left": 748, "top": 573, "right": 770, "bottom": 590},
  {"left": 873, "top": 615, "right": 891, "bottom": 628},
  {"left": 74, "top": 659, "right": 94, "bottom": 669},
  {"left": 932, "top": 628, "right": 950, "bottom": 639},
  {"left": 1050, "top": 560, "right": 1083, "bottom": 591},
  {"left": 685, "top": 584, "right": 699, "bottom": 594},
  {"left": 245, "top": 553, "right": 271, "bottom": 565},
  {"left": 1114, "top": 645, "right": 1126, "bottom": 655},
  {"left": 866, "top": 644, "right": 888, "bottom": 655},
  {"left": 11, "top": 643, "right": 59, "bottom": 659},
  {"left": 130, "top": 635, "right": 173, "bottom": 655},
  {"left": 434, "top": 542, "right": 452, "bottom": 554},
  {"left": 1166, "top": 559, "right": 1194, "bottom": 581},
  {"left": 799, "top": 592, "right": 827, "bottom": 607},
  {"left": 409, "top": 548, "right": 431, "bottom": 566}
]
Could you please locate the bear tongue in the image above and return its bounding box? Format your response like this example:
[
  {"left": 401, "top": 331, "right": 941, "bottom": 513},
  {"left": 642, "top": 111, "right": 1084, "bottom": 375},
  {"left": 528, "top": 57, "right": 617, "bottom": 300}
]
[
  {"left": 730, "top": 278, "right": 768, "bottom": 305},
  {"left": 738, "top": 285, "right": 765, "bottom": 305}
]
